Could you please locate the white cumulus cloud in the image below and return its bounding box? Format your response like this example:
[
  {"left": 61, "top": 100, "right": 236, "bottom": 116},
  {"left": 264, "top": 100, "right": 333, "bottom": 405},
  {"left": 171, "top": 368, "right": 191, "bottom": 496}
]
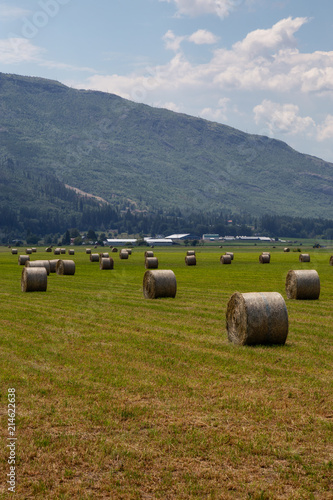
[
  {"left": 0, "top": 38, "right": 43, "bottom": 64},
  {"left": 317, "top": 115, "right": 333, "bottom": 141},
  {"left": 160, "top": 0, "right": 237, "bottom": 18},
  {"left": 253, "top": 100, "right": 315, "bottom": 135},
  {"left": 188, "top": 29, "right": 220, "bottom": 45},
  {"left": 0, "top": 3, "right": 30, "bottom": 20}
]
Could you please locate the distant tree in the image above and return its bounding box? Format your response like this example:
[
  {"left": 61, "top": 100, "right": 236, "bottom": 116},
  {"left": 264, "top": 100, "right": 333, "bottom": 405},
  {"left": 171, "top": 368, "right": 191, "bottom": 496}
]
[
  {"left": 74, "top": 235, "right": 82, "bottom": 246},
  {"left": 87, "top": 229, "right": 97, "bottom": 242},
  {"left": 62, "top": 230, "right": 70, "bottom": 245},
  {"left": 191, "top": 239, "right": 199, "bottom": 246}
]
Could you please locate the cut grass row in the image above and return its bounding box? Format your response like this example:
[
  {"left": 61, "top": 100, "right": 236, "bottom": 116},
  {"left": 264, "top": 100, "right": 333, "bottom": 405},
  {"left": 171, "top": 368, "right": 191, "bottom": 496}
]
[{"left": 0, "top": 246, "right": 332, "bottom": 498}]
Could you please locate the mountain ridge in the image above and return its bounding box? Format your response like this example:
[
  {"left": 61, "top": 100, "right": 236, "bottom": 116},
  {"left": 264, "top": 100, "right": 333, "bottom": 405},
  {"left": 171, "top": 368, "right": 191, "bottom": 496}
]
[{"left": 1, "top": 71, "right": 333, "bottom": 220}]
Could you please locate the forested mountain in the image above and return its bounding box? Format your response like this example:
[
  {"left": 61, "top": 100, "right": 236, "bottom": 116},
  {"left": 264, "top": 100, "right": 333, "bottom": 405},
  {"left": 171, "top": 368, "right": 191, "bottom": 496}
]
[{"left": 0, "top": 71, "right": 333, "bottom": 237}]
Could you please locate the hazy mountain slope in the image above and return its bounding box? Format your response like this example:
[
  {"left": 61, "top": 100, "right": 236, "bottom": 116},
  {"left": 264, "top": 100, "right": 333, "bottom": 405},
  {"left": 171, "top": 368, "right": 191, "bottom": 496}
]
[{"left": 1, "top": 72, "right": 333, "bottom": 218}]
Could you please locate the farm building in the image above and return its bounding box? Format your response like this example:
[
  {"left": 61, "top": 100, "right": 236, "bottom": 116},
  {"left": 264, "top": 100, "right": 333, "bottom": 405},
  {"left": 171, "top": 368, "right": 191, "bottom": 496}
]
[
  {"left": 106, "top": 239, "right": 137, "bottom": 246},
  {"left": 144, "top": 238, "right": 173, "bottom": 246}
]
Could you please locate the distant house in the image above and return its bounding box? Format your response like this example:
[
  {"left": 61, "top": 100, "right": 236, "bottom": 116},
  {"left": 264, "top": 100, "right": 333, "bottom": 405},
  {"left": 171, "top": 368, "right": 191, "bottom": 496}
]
[
  {"left": 166, "top": 234, "right": 200, "bottom": 243},
  {"left": 202, "top": 234, "right": 219, "bottom": 241}
]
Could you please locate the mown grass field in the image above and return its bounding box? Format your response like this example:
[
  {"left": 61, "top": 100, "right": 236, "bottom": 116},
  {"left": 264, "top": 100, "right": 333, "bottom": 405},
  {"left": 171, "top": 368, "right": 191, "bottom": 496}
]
[{"left": 0, "top": 245, "right": 332, "bottom": 499}]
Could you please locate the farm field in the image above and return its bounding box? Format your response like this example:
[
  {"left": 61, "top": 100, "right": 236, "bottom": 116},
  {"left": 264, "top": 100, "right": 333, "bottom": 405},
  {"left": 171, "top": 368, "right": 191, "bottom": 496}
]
[{"left": 0, "top": 245, "right": 332, "bottom": 499}]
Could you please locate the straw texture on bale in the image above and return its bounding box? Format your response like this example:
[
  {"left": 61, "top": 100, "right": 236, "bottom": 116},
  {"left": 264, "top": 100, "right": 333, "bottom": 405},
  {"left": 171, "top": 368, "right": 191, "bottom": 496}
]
[
  {"left": 21, "top": 267, "right": 47, "bottom": 292},
  {"left": 226, "top": 292, "right": 288, "bottom": 346},
  {"left": 220, "top": 255, "right": 232, "bottom": 264},
  {"left": 186, "top": 250, "right": 196, "bottom": 256},
  {"left": 49, "top": 259, "right": 59, "bottom": 273},
  {"left": 143, "top": 270, "right": 177, "bottom": 299},
  {"left": 26, "top": 248, "right": 32, "bottom": 254},
  {"left": 225, "top": 252, "right": 234, "bottom": 260},
  {"left": 100, "top": 252, "right": 109, "bottom": 259},
  {"left": 185, "top": 255, "right": 196, "bottom": 266},
  {"left": 25, "top": 260, "right": 50, "bottom": 275},
  {"left": 145, "top": 257, "right": 158, "bottom": 269},
  {"left": 284, "top": 248, "right": 290, "bottom": 253},
  {"left": 145, "top": 251, "right": 154, "bottom": 258},
  {"left": 11, "top": 249, "right": 18, "bottom": 254},
  {"left": 330, "top": 256, "right": 333, "bottom": 266},
  {"left": 68, "top": 249, "right": 75, "bottom": 255},
  {"left": 299, "top": 253, "right": 310, "bottom": 262},
  {"left": 100, "top": 257, "right": 114, "bottom": 270},
  {"left": 56, "top": 260, "right": 75, "bottom": 276},
  {"left": 112, "top": 247, "right": 118, "bottom": 253},
  {"left": 85, "top": 248, "right": 91, "bottom": 254},
  {"left": 285, "top": 270, "right": 320, "bottom": 300},
  {"left": 259, "top": 254, "right": 270, "bottom": 264},
  {"left": 54, "top": 248, "right": 61, "bottom": 255},
  {"left": 90, "top": 253, "right": 99, "bottom": 262},
  {"left": 18, "top": 255, "right": 30, "bottom": 266},
  {"left": 119, "top": 250, "right": 129, "bottom": 260}
]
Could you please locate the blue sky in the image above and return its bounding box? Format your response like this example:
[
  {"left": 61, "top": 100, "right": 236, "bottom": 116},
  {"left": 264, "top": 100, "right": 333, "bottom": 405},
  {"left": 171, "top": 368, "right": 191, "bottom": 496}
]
[{"left": 1, "top": 0, "right": 333, "bottom": 161}]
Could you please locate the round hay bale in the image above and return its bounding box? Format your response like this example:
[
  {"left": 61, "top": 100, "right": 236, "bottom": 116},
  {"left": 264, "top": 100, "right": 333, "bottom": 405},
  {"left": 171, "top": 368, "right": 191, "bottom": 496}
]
[
  {"left": 11, "top": 249, "right": 18, "bottom": 255},
  {"left": 56, "top": 260, "right": 75, "bottom": 276},
  {"left": 259, "top": 254, "right": 270, "bottom": 264},
  {"left": 49, "top": 259, "right": 59, "bottom": 273},
  {"left": 145, "top": 250, "right": 154, "bottom": 258},
  {"left": 21, "top": 267, "right": 47, "bottom": 292},
  {"left": 145, "top": 257, "right": 158, "bottom": 269},
  {"left": 90, "top": 253, "right": 99, "bottom": 262},
  {"left": 284, "top": 248, "right": 290, "bottom": 253},
  {"left": 185, "top": 255, "right": 196, "bottom": 266},
  {"left": 226, "top": 292, "right": 288, "bottom": 345},
  {"left": 68, "top": 249, "right": 75, "bottom": 255},
  {"left": 186, "top": 250, "right": 196, "bottom": 256},
  {"left": 60, "top": 248, "right": 66, "bottom": 254},
  {"left": 26, "top": 248, "right": 32, "bottom": 254},
  {"left": 112, "top": 247, "right": 118, "bottom": 253},
  {"left": 299, "top": 253, "right": 310, "bottom": 263},
  {"left": 124, "top": 248, "right": 132, "bottom": 255},
  {"left": 100, "top": 252, "right": 110, "bottom": 260},
  {"left": 119, "top": 250, "right": 129, "bottom": 260},
  {"left": 100, "top": 257, "right": 114, "bottom": 270},
  {"left": 143, "top": 270, "right": 177, "bottom": 299},
  {"left": 85, "top": 248, "right": 91, "bottom": 254},
  {"left": 32, "top": 248, "right": 37, "bottom": 253},
  {"left": 54, "top": 248, "right": 61, "bottom": 255},
  {"left": 45, "top": 247, "right": 52, "bottom": 253},
  {"left": 220, "top": 255, "right": 232, "bottom": 264},
  {"left": 18, "top": 255, "right": 30, "bottom": 266},
  {"left": 330, "top": 256, "right": 333, "bottom": 266},
  {"left": 25, "top": 260, "right": 50, "bottom": 275},
  {"left": 225, "top": 252, "right": 234, "bottom": 260},
  {"left": 285, "top": 270, "right": 320, "bottom": 300}
]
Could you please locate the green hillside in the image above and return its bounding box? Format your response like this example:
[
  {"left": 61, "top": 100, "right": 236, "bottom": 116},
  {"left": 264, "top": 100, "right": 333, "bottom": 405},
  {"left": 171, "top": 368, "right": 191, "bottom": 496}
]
[{"left": 1, "top": 72, "right": 333, "bottom": 219}]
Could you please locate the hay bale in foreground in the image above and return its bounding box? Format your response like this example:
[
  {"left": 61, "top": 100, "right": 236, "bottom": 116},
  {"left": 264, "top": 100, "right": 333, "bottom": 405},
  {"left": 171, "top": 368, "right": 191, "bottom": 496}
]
[
  {"left": 285, "top": 270, "right": 320, "bottom": 300},
  {"left": 220, "top": 255, "right": 232, "bottom": 264},
  {"left": 299, "top": 253, "right": 310, "bottom": 262},
  {"left": 119, "top": 250, "right": 129, "bottom": 260},
  {"left": 49, "top": 259, "right": 60, "bottom": 273},
  {"left": 226, "top": 291, "right": 288, "bottom": 346},
  {"left": 225, "top": 252, "right": 234, "bottom": 260},
  {"left": 143, "top": 270, "right": 177, "bottom": 299},
  {"left": 90, "top": 253, "right": 99, "bottom": 262},
  {"left": 145, "top": 250, "right": 154, "bottom": 258},
  {"left": 259, "top": 254, "right": 270, "bottom": 264},
  {"left": 56, "top": 260, "right": 75, "bottom": 276},
  {"left": 21, "top": 267, "right": 47, "bottom": 292},
  {"left": 11, "top": 249, "right": 18, "bottom": 255},
  {"left": 25, "top": 260, "right": 50, "bottom": 275},
  {"left": 284, "top": 248, "right": 290, "bottom": 253},
  {"left": 330, "top": 256, "right": 333, "bottom": 266},
  {"left": 18, "top": 255, "right": 30, "bottom": 266},
  {"left": 145, "top": 257, "right": 158, "bottom": 269},
  {"left": 185, "top": 255, "right": 196, "bottom": 266},
  {"left": 100, "top": 257, "right": 114, "bottom": 270},
  {"left": 186, "top": 250, "right": 196, "bottom": 256}
]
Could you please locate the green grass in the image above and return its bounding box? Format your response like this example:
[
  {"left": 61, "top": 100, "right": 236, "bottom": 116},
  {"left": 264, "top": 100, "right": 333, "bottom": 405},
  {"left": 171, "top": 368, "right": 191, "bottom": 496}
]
[{"left": 0, "top": 245, "right": 332, "bottom": 498}]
